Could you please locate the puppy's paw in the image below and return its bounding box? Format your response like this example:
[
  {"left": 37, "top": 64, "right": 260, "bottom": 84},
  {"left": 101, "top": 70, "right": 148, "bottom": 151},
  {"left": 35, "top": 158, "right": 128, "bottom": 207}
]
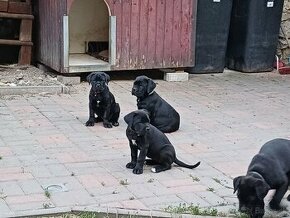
[
  {"left": 269, "top": 201, "right": 282, "bottom": 211},
  {"left": 126, "top": 162, "right": 136, "bottom": 169},
  {"left": 133, "top": 167, "right": 143, "bottom": 174},
  {"left": 112, "top": 122, "right": 119, "bottom": 127},
  {"left": 103, "top": 122, "right": 113, "bottom": 128},
  {"left": 94, "top": 117, "right": 103, "bottom": 123},
  {"left": 85, "top": 119, "right": 95, "bottom": 126}
]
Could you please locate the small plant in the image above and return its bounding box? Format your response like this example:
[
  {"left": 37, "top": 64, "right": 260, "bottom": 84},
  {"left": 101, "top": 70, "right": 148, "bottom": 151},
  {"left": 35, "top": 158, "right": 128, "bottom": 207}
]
[
  {"left": 71, "top": 172, "right": 75, "bottom": 176},
  {"left": 44, "top": 190, "right": 51, "bottom": 198},
  {"left": 147, "top": 178, "right": 154, "bottom": 183},
  {"left": 164, "top": 204, "right": 221, "bottom": 216},
  {"left": 0, "top": 189, "right": 7, "bottom": 200},
  {"left": 101, "top": 182, "right": 106, "bottom": 186},
  {"left": 190, "top": 174, "right": 200, "bottom": 182},
  {"left": 228, "top": 209, "right": 250, "bottom": 218},
  {"left": 207, "top": 187, "right": 215, "bottom": 192},
  {"left": 112, "top": 190, "right": 118, "bottom": 194},
  {"left": 129, "top": 196, "right": 135, "bottom": 200},
  {"left": 0, "top": 156, "right": 2, "bottom": 160},
  {"left": 120, "top": 179, "right": 129, "bottom": 185},
  {"left": 78, "top": 212, "right": 102, "bottom": 218},
  {"left": 43, "top": 202, "right": 52, "bottom": 209}
]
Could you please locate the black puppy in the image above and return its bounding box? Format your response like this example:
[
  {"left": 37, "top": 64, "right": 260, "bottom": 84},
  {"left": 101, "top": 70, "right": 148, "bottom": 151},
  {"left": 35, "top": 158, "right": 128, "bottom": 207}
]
[
  {"left": 233, "top": 138, "right": 290, "bottom": 218},
  {"left": 124, "top": 110, "right": 200, "bottom": 174},
  {"left": 85, "top": 72, "right": 120, "bottom": 128},
  {"left": 131, "top": 76, "right": 180, "bottom": 133}
]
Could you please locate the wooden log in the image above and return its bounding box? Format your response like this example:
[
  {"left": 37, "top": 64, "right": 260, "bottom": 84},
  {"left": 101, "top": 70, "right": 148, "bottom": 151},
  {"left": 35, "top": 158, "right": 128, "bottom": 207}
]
[
  {"left": 0, "top": 39, "right": 33, "bottom": 46},
  {"left": 0, "top": 12, "right": 33, "bottom": 19},
  {"left": 19, "top": 45, "right": 32, "bottom": 65}
]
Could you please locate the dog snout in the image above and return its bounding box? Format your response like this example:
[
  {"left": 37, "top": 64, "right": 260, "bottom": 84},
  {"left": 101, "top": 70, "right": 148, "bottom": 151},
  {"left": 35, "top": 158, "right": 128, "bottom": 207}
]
[
  {"left": 132, "top": 87, "right": 137, "bottom": 95},
  {"left": 239, "top": 205, "right": 249, "bottom": 214}
]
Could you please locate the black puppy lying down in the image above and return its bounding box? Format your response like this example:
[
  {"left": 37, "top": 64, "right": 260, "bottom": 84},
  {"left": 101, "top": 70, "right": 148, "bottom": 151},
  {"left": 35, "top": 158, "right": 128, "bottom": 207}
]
[
  {"left": 132, "top": 75, "right": 180, "bottom": 133},
  {"left": 85, "top": 72, "right": 120, "bottom": 128},
  {"left": 233, "top": 138, "right": 290, "bottom": 218},
  {"left": 124, "top": 110, "right": 200, "bottom": 174}
]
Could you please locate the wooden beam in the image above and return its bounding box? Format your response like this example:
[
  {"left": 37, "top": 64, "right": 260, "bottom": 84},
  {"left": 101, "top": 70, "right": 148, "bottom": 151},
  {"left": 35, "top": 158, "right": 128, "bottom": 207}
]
[
  {"left": 0, "top": 39, "right": 33, "bottom": 46},
  {"left": 0, "top": 12, "right": 34, "bottom": 19}
]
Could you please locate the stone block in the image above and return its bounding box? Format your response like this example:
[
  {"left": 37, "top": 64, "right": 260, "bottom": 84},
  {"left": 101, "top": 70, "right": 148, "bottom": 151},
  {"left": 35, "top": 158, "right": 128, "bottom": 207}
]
[
  {"left": 163, "top": 71, "right": 189, "bottom": 82},
  {"left": 57, "top": 76, "right": 81, "bottom": 85}
]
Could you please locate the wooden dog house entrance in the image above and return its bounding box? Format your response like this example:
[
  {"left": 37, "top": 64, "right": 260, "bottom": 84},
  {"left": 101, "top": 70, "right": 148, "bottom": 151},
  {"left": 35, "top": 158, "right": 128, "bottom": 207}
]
[{"left": 68, "top": 0, "right": 111, "bottom": 72}]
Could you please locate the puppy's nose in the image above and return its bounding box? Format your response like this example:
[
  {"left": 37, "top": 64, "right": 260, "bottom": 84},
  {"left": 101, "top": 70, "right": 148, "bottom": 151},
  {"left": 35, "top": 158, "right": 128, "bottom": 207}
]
[
  {"left": 132, "top": 88, "right": 136, "bottom": 94},
  {"left": 239, "top": 206, "right": 248, "bottom": 213}
]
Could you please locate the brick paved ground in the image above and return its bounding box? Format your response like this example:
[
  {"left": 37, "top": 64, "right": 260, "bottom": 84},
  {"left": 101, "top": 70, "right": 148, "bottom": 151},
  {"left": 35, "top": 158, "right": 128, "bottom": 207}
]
[{"left": 1, "top": 70, "right": 290, "bottom": 217}]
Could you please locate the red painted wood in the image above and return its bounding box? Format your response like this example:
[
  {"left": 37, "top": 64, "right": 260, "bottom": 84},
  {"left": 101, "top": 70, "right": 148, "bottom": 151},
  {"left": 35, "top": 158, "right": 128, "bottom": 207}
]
[
  {"left": 35, "top": 0, "right": 65, "bottom": 72},
  {"left": 139, "top": 0, "right": 149, "bottom": 68},
  {"left": 120, "top": 0, "right": 131, "bottom": 68},
  {"left": 171, "top": 0, "right": 182, "bottom": 66},
  {"left": 190, "top": 0, "right": 197, "bottom": 66},
  {"left": 155, "top": 0, "right": 165, "bottom": 68},
  {"left": 181, "top": 0, "right": 192, "bottom": 66},
  {"left": 163, "top": 0, "right": 174, "bottom": 67},
  {"left": 147, "top": 0, "right": 157, "bottom": 67},
  {"left": 129, "top": 0, "right": 140, "bottom": 68}
]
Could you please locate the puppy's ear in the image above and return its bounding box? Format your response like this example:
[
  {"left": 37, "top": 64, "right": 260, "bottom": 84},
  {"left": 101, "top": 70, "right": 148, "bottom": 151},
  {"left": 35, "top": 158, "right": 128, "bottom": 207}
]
[
  {"left": 233, "top": 176, "right": 243, "bottom": 193},
  {"left": 124, "top": 112, "right": 134, "bottom": 124},
  {"left": 146, "top": 78, "right": 156, "bottom": 94},
  {"left": 140, "top": 111, "right": 150, "bottom": 123},
  {"left": 255, "top": 180, "right": 270, "bottom": 200},
  {"left": 124, "top": 112, "right": 135, "bottom": 129},
  {"left": 101, "top": 72, "right": 110, "bottom": 84},
  {"left": 86, "top": 72, "right": 96, "bottom": 84}
]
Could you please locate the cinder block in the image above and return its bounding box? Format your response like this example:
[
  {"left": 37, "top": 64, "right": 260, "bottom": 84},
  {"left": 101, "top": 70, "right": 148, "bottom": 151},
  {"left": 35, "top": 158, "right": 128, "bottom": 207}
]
[
  {"left": 163, "top": 71, "right": 189, "bottom": 82},
  {"left": 57, "top": 76, "right": 81, "bottom": 85}
]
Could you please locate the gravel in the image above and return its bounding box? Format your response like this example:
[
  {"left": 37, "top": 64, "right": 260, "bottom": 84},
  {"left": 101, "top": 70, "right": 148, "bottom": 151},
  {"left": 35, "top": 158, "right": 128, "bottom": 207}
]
[{"left": 0, "top": 64, "right": 62, "bottom": 87}]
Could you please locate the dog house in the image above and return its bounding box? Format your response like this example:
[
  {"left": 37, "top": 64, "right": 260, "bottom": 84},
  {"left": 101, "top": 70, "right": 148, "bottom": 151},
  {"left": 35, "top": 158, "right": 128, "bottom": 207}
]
[{"left": 34, "top": 0, "right": 197, "bottom": 73}]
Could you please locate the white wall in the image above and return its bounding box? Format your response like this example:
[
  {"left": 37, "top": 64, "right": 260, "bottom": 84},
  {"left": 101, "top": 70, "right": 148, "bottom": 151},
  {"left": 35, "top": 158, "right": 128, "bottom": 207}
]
[{"left": 69, "top": 0, "right": 109, "bottom": 53}]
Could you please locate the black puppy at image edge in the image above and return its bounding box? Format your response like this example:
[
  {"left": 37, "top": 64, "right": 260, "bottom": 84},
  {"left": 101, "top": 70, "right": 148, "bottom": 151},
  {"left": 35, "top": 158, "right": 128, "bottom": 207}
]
[
  {"left": 124, "top": 109, "right": 200, "bottom": 174},
  {"left": 131, "top": 75, "right": 180, "bottom": 133},
  {"left": 233, "top": 138, "right": 290, "bottom": 218},
  {"left": 85, "top": 72, "right": 120, "bottom": 128}
]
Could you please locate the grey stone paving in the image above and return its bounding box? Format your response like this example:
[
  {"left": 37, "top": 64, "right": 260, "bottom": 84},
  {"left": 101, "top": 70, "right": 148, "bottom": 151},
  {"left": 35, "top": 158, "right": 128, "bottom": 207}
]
[{"left": 0, "top": 70, "right": 290, "bottom": 217}]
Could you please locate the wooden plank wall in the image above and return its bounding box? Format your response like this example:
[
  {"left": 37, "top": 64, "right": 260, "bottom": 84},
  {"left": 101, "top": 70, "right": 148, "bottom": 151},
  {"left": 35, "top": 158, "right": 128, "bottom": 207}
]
[
  {"left": 106, "top": 0, "right": 196, "bottom": 70},
  {"left": 34, "top": 0, "right": 66, "bottom": 72}
]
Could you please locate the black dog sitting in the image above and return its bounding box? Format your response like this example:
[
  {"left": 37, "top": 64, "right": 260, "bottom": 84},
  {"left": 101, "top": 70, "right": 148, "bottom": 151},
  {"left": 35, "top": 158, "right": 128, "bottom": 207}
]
[
  {"left": 124, "top": 110, "right": 200, "bottom": 174},
  {"left": 233, "top": 138, "right": 290, "bottom": 218},
  {"left": 85, "top": 72, "right": 120, "bottom": 128},
  {"left": 131, "top": 75, "right": 180, "bottom": 133}
]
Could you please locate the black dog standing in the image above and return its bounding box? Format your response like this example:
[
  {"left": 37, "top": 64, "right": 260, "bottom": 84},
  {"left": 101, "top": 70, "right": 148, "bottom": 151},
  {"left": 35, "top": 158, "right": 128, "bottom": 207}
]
[
  {"left": 85, "top": 72, "right": 120, "bottom": 128},
  {"left": 124, "top": 110, "right": 200, "bottom": 174},
  {"left": 233, "top": 138, "right": 290, "bottom": 218},
  {"left": 131, "top": 76, "right": 180, "bottom": 133}
]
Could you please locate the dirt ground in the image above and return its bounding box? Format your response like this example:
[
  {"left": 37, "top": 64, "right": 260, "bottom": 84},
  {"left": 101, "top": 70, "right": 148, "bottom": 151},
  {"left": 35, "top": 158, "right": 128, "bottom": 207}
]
[{"left": 0, "top": 64, "right": 61, "bottom": 87}]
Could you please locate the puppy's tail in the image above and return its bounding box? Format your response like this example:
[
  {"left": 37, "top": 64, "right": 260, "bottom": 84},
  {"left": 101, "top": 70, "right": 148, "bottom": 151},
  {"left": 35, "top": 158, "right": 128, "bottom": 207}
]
[{"left": 174, "top": 158, "right": 200, "bottom": 169}]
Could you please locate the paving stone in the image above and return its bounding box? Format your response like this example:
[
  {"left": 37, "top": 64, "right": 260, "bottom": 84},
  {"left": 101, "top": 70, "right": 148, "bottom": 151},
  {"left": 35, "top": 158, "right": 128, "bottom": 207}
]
[
  {"left": 5, "top": 193, "right": 48, "bottom": 205},
  {"left": 0, "top": 181, "right": 24, "bottom": 196},
  {"left": 19, "top": 180, "right": 44, "bottom": 195},
  {"left": 50, "top": 190, "right": 96, "bottom": 207},
  {"left": 0, "top": 199, "right": 12, "bottom": 214}
]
